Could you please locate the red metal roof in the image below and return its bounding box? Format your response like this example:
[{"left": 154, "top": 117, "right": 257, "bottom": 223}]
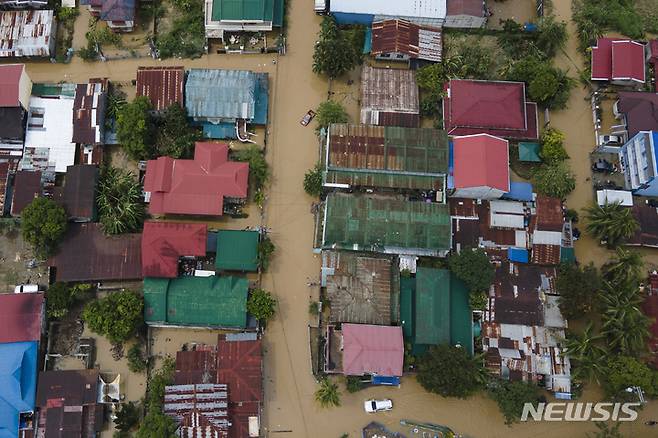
[
  {"left": 591, "top": 38, "right": 645, "bottom": 83},
  {"left": 144, "top": 142, "right": 249, "bottom": 216},
  {"left": 447, "top": 0, "right": 485, "bottom": 16},
  {"left": 650, "top": 40, "right": 658, "bottom": 63},
  {"left": 443, "top": 80, "right": 539, "bottom": 140},
  {"left": 0, "top": 292, "right": 44, "bottom": 343},
  {"left": 136, "top": 66, "right": 185, "bottom": 112},
  {"left": 534, "top": 195, "right": 563, "bottom": 232},
  {"left": 453, "top": 134, "right": 509, "bottom": 192},
  {"left": 530, "top": 244, "right": 560, "bottom": 265},
  {"left": 141, "top": 221, "right": 207, "bottom": 278},
  {"left": 617, "top": 92, "right": 658, "bottom": 138},
  {"left": 11, "top": 170, "right": 41, "bottom": 216},
  {"left": 341, "top": 324, "right": 403, "bottom": 376},
  {"left": 0, "top": 64, "right": 23, "bottom": 107}
]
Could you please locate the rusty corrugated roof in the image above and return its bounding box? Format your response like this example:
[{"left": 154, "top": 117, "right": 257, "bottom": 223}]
[
  {"left": 73, "top": 79, "right": 107, "bottom": 145},
  {"left": 136, "top": 66, "right": 185, "bottom": 112},
  {"left": 0, "top": 292, "right": 44, "bottom": 343},
  {"left": 371, "top": 19, "right": 442, "bottom": 62},
  {"left": 0, "top": 10, "right": 55, "bottom": 58},
  {"left": 360, "top": 65, "right": 419, "bottom": 116}
]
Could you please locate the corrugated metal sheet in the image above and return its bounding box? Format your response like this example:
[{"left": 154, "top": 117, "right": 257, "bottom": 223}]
[
  {"left": 11, "top": 170, "right": 41, "bottom": 216},
  {"left": 215, "top": 230, "right": 259, "bottom": 271},
  {"left": 73, "top": 79, "right": 107, "bottom": 145},
  {"left": 370, "top": 18, "right": 443, "bottom": 62},
  {"left": 531, "top": 244, "right": 560, "bottom": 265},
  {"left": 415, "top": 267, "right": 450, "bottom": 345},
  {"left": 136, "top": 67, "right": 184, "bottom": 112},
  {"left": 164, "top": 383, "right": 230, "bottom": 438},
  {"left": 341, "top": 323, "right": 404, "bottom": 376},
  {"left": 0, "top": 10, "right": 55, "bottom": 58},
  {"left": 0, "top": 292, "right": 43, "bottom": 343},
  {"left": 361, "top": 66, "right": 419, "bottom": 115}
]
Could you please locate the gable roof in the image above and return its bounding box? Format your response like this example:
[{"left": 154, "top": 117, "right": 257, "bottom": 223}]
[
  {"left": 341, "top": 323, "right": 403, "bottom": 376},
  {"left": 211, "top": 0, "right": 274, "bottom": 22},
  {"left": 617, "top": 92, "right": 658, "bottom": 138},
  {"left": 443, "top": 79, "right": 538, "bottom": 140},
  {"left": 370, "top": 19, "right": 442, "bottom": 62},
  {"left": 72, "top": 79, "right": 107, "bottom": 145},
  {"left": 534, "top": 195, "right": 563, "bottom": 232},
  {"left": 100, "top": 0, "right": 136, "bottom": 22},
  {"left": 0, "top": 341, "right": 38, "bottom": 438},
  {"left": 215, "top": 230, "right": 259, "bottom": 271},
  {"left": 50, "top": 223, "right": 142, "bottom": 282},
  {"left": 330, "top": 0, "right": 447, "bottom": 19},
  {"left": 136, "top": 67, "right": 184, "bottom": 112},
  {"left": 0, "top": 64, "right": 23, "bottom": 107},
  {"left": 453, "top": 134, "right": 510, "bottom": 192},
  {"left": 10, "top": 170, "right": 41, "bottom": 216},
  {"left": 53, "top": 165, "right": 99, "bottom": 221},
  {"left": 0, "top": 293, "right": 44, "bottom": 343},
  {"left": 143, "top": 142, "right": 249, "bottom": 216},
  {"left": 591, "top": 38, "right": 645, "bottom": 83},
  {"left": 360, "top": 66, "right": 420, "bottom": 117},
  {"left": 415, "top": 267, "right": 450, "bottom": 345},
  {"left": 141, "top": 221, "right": 208, "bottom": 278}
]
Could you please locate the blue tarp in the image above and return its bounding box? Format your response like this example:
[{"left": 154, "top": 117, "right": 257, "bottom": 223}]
[
  {"left": 508, "top": 247, "right": 529, "bottom": 263},
  {"left": 371, "top": 375, "right": 400, "bottom": 386},
  {"left": 503, "top": 181, "right": 534, "bottom": 202},
  {"left": 0, "top": 342, "right": 38, "bottom": 438},
  {"left": 203, "top": 122, "right": 237, "bottom": 140},
  {"left": 253, "top": 73, "right": 269, "bottom": 125}
]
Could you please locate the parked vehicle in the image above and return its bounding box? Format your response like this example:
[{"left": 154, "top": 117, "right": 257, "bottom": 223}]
[
  {"left": 300, "top": 110, "right": 316, "bottom": 126},
  {"left": 364, "top": 399, "right": 393, "bottom": 413},
  {"left": 314, "top": 0, "right": 327, "bottom": 14},
  {"left": 599, "top": 134, "right": 623, "bottom": 146},
  {"left": 14, "top": 284, "right": 39, "bottom": 293}
]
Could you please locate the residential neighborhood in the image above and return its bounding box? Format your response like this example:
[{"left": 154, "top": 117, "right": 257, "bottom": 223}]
[{"left": 2, "top": 1, "right": 658, "bottom": 438}]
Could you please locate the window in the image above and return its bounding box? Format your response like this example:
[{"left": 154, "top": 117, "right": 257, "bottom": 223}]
[{"left": 28, "top": 108, "right": 44, "bottom": 129}]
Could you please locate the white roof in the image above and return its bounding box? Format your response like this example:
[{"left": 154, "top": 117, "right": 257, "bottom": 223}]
[
  {"left": 596, "top": 189, "right": 633, "bottom": 206},
  {"left": 533, "top": 230, "right": 562, "bottom": 245},
  {"left": 490, "top": 200, "right": 525, "bottom": 229},
  {"left": 330, "top": 0, "right": 447, "bottom": 19},
  {"left": 490, "top": 200, "right": 525, "bottom": 214},
  {"left": 23, "top": 96, "right": 75, "bottom": 173}
]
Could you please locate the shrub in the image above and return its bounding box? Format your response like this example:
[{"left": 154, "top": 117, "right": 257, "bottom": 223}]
[
  {"left": 557, "top": 262, "right": 602, "bottom": 320},
  {"left": 533, "top": 162, "right": 576, "bottom": 199},
  {"left": 489, "top": 380, "right": 541, "bottom": 424},
  {"left": 97, "top": 166, "right": 145, "bottom": 235},
  {"left": 114, "top": 401, "right": 140, "bottom": 432},
  {"left": 82, "top": 290, "right": 144, "bottom": 344},
  {"left": 313, "top": 17, "right": 360, "bottom": 78},
  {"left": 155, "top": 0, "right": 205, "bottom": 59},
  {"left": 304, "top": 164, "right": 324, "bottom": 197},
  {"left": 234, "top": 145, "right": 269, "bottom": 193},
  {"left": 417, "top": 345, "right": 486, "bottom": 398},
  {"left": 258, "top": 235, "right": 275, "bottom": 271},
  {"left": 153, "top": 103, "right": 200, "bottom": 159},
  {"left": 315, "top": 100, "right": 349, "bottom": 134},
  {"left": 136, "top": 358, "right": 177, "bottom": 438},
  {"left": 315, "top": 377, "right": 341, "bottom": 408},
  {"left": 21, "top": 197, "right": 67, "bottom": 259},
  {"left": 247, "top": 288, "right": 276, "bottom": 322},
  {"left": 46, "top": 282, "right": 79, "bottom": 319},
  {"left": 540, "top": 128, "right": 568, "bottom": 162},
  {"left": 603, "top": 356, "right": 658, "bottom": 398},
  {"left": 345, "top": 376, "right": 367, "bottom": 393},
  {"left": 127, "top": 344, "right": 148, "bottom": 373}
]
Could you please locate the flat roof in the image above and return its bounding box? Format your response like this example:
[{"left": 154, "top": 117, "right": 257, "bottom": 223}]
[
  {"left": 415, "top": 267, "right": 450, "bottom": 345},
  {"left": 215, "top": 230, "right": 259, "bottom": 271},
  {"left": 330, "top": 0, "right": 447, "bottom": 20}
]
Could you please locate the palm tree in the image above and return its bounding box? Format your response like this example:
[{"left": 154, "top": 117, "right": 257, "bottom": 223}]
[
  {"left": 603, "top": 247, "right": 644, "bottom": 286},
  {"left": 584, "top": 202, "right": 639, "bottom": 248},
  {"left": 562, "top": 322, "right": 607, "bottom": 383},
  {"left": 97, "top": 166, "right": 145, "bottom": 235},
  {"left": 315, "top": 377, "right": 341, "bottom": 408},
  {"left": 600, "top": 281, "right": 651, "bottom": 356}
]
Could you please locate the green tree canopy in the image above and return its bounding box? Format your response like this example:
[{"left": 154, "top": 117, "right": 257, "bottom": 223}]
[
  {"left": 136, "top": 358, "right": 177, "bottom": 438},
  {"left": 21, "top": 197, "right": 67, "bottom": 259},
  {"left": 127, "top": 343, "right": 148, "bottom": 373},
  {"left": 304, "top": 164, "right": 324, "bottom": 197},
  {"left": 234, "top": 145, "right": 269, "bottom": 193},
  {"left": 46, "top": 282, "right": 80, "bottom": 319},
  {"left": 600, "top": 282, "right": 651, "bottom": 357},
  {"left": 315, "top": 377, "right": 341, "bottom": 408},
  {"left": 315, "top": 100, "right": 349, "bottom": 134},
  {"left": 532, "top": 162, "right": 576, "bottom": 199},
  {"left": 247, "top": 288, "right": 276, "bottom": 322},
  {"left": 563, "top": 322, "right": 607, "bottom": 383},
  {"left": 116, "top": 96, "right": 154, "bottom": 161},
  {"left": 584, "top": 202, "right": 639, "bottom": 248},
  {"left": 97, "top": 166, "right": 145, "bottom": 235},
  {"left": 448, "top": 248, "right": 495, "bottom": 295},
  {"left": 540, "top": 128, "right": 568, "bottom": 163},
  {"left": 258, "top": 235, "right": 275, "bottom": 271},
  {"left": 488, "top": 380, "right": 542, "bottom": 424},
  {"left": 153, "top": 103, "right": 200, "bottom": 159},
  {"left": 506, "top": 58, "right": 574, "bottom": 110},
  {"left": 602, "top": 247, "right": 644, "bottom": 286},
  {"left": 556, "top": 262, "right": 601, "bottom": 320},
  {"left": 114, "top": 401, "right": 140, "bottom": 432},
  {"left": 313, "top": 17, "right": 360, "bottom": 78},
  {"left": 82, "top": 290, "right": 144, "bottom": 344},
  {"left": 416, "top": 345, "right": 486, "bottom": 398},
  {"left": 603, "top": 356, "right": 657, "bottom": 399}
]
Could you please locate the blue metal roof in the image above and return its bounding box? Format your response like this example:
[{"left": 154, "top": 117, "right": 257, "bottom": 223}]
[
  {"left": 508, "top": 247, "right": 529, "bottom": 263},
  {"left": 502, "top": 181, "right": 533, "bottom": 202},
  {"left": 0, "top": 342, "right": 38, "bottom": 438},
  {"left": 371, "top": 375, "right": 400, "bottom": 386}
]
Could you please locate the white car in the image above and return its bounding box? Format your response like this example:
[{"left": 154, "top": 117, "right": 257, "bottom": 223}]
[
  {"left": 14, "top": 284, "right": 39, "bottom": 293},
  {"left": 364, "top": 399, "right": 393, "bottom": 413},
  {"left": 599, "top": 134, "right": 622, "bottom": 146}
]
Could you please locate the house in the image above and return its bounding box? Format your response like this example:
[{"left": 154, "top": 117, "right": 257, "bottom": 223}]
[
  {"left": 329, "top": 0, "right": 447, "bottom": 27},
  {"left": 451, "top": 134, "right": 510, "bottom": 199},
  {"left": 53, "top": 165, "right": 100, "bottom": 222},
  {"left": 49, "top": 223, "right": 142, "bottom": 282},
  {"left": 591, "top": 38, "right": 645, "bottom": 86},
  {"left": 10, "top": 170, "right": 42, "bottom": 216},
  {"left": 325, "top": 323, "right": 404, "bottom": 377},
  {"left": 325, "top": 124, "right": 449, "bottom": 193},
  {"left": 320, "top": 193, "right": 452, "bottom": 256},
  {"left": 20, "top": 83, "right": 76, "bottom": 174},
  {"left": 73, "top": 79, "right": 107, "bottom": 165},
  {"left": 529, "top": 195, "right": 565, "bottom": 266},
  {"left": 185, "top": 69, "right": 269, "bottom": 139},
  {"left": 35, "top": 370, "right": 104, "bottom": 438},
  {"left": 370, "top": 19, "right": 442, "bottom": 65},
  {"left": 443, "top": 79, "right": 539, "bottom": 140},
  {"left": 136, "top": 67, "right": 185, "bottom": 112},
  {"left": 171, "top": 333, "right": 263, "bottom": 438},
  {"left": 360, "top": 66, "right": 420, "bottom": 127},
  {"left": 141, "top": 221, "right": 208, "bottom": 278},
  {"left": 616, "top": 131, "right": 658, "bottom": 195},
  {"left": 144, "top": 276, "right": 249, "bottom": 329},
  {"left": 204, "top": 0, "right": 284, "bottom": 40},
  {"left": 321, "top": 251, "right": 395, "bottom": 325},
  {"left": 82, "top": 0, "right": 136, "bottom": 32},
  {"left": 0, "top": 10, "right": 56, "bottom": 57},
  {"left": 628, "top": 202, "right": 658, "bottom": 248},
  {"left": 0, "top": 293, "right": 44, "bottom": 344},
  {"left": 444, "top": 0, "right": 487, "bottom": 28},
  {"left": 143, "top": 142, "right": 249, "bottom": 216},
  {"left": 0, "top": 64, "right": 32, "bottom": 170},
  {"left": 614, "top": 92, "right": 658, "bottom": 139},
  {"left": 215, "top": 230, "right": 259, "bottom": 272}
]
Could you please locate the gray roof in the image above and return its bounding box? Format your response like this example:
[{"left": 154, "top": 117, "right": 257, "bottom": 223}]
[{"left": 185, "top": 69, "right": 257, "bottom": 121}]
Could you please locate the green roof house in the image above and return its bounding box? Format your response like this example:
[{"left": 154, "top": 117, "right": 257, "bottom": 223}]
[
  {"left": 205, "top": 0, "right": 285, "bottom": 39},
  {"left": 215, "top": 230, "right": 259, "bottom": 271},
  {"left": 144, "top": 276, "right": 248, "bottom": 329}
]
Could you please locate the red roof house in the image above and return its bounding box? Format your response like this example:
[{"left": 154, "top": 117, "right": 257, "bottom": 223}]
[
  {"left": 141, "top": 221, "right": 207, "bottom": 278},
  {"left": 452, "top": 134, "right": 509, "bottom": 200},
  {"left": 591, "top": 38, "right": 645, "bottom": 85},
  {"left": 443, "top": 79, "right": 539, "bottom": 140},
  {"left": 136, "top": 66, "right": 185, "bottom": 112},
  {"left": 0, "top": 292, "right": 44, "bottom": 343},
  {"left": 341, "top": 323, "right": 403, "bottom": 377},
  {"left": 0, "top": 64, "right": 31, "bottom": 109},
  {"left": 143, "top": 142, "right": 249, "bottom": 216}
]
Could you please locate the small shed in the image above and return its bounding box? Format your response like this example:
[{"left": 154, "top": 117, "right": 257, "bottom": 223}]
[
  {"left": 508, "top": 247, "right": 529, "bottom": 263},
  {"left": 518, "top": 142, "right": 541, "bottom": 162},
  {"left": 596, "top": 189, "right": 633, "bottom": 206},
  {"left": 215, "top": 230, "right": 259, "bottom": 271}
]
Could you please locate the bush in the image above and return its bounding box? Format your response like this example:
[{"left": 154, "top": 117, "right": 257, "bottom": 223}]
[
  {"left": 136, "top": 358, "right": 177, "bottom": 438},
  {"left": 46, "top": 282, "right": 78, "bottom": 319},
  {"left": 533, "top": 162, "right": 576, "bottom": 199},
  {"left": 315, "top": 377, "right": 341, "bottom": 408},
  {"left": 127, "top": 344, "right": 148, "bottom": 373},
  {"left": 116, "top": 96, "right": 154, "bottom": 161},
  {"left": 448, "top": 248, "right": 495, "bottom": 295},
  {"left": 234, "top": 145, "right": 269, "bottom": 194},
  {"left": 489, "top": 380, "right": 541, "bottom": 424},
  {"left": 557, "top": 262, "right": 601, "bottom": 320},
  {"left": 97, "top": 166, "right": 145, "bottom": 235},
  {"left": 304, "top": 164, "right": 324, "bottom": 197},
  {"left": 247, "top": 288, "right": 276, "bottom": 322},
  {"left": 114, "top": 401, "right": 140, "bottom": 432},
  {"left": 82, "top": 290, "right": 144, "bottom": 344},
  {"left": 153, "top": 103, "right": 200, "bottom": 159},
  {"left": 540, "top": 128, "right": 568, "bottom": 162},
  {"left": 258, "top": 235, "right": 275, "bottom": 271},
  {"left": 345, "top": 376, "right": 367, "bottom": 393},
  {"left": 155, "top": 0, "right": 205, "bottom": 59},
  {"left": 313, "top": 17, "right": 360, "bottom": 78},
  {"left": 21, "top": 197, "right": 67, "bottom": 259},
  {"left": 506, "top": 58, "right": 574, "bottom": 110},
  {"left": 315, "top": 100, "right": 349, "bottom": 134},
  {"left": 603, "top": 356, "right": 658, "bottom": 399},
  {"left": 417, "top": 345, "right": 486, "bottom": 398}
]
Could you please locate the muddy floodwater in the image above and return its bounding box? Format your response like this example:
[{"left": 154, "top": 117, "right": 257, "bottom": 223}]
[{"left": 9, "top": 0, "right": 658, "bottom": 436}]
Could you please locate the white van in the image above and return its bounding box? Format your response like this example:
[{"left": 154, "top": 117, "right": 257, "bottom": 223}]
[
  {"left": 314, "top": 0, "right": 327, "bottom": 14},
  {"left": 14, "top": 284, "right": 39, "bottom": 293}
]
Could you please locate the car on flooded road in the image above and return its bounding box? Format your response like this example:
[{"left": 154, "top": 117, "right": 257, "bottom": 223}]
[{"left": 364, "top": 399, "right": 393, "bottom": 413}]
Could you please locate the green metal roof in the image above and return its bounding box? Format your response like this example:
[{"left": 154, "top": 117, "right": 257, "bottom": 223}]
[
  {"left": 415, "top": 267, "right": 450, "bottom": 345},
  {"left": 560, "top": 247, "right": 576, "bottom": 264},
  {"left": 449, "top": 273, "right": 473, "bottom": 355},
  {"left": 215, "top": 230, "right": 259, "bottom": 271},
  {"left": 144, "top": 276, "right": 248, "bottom": 328},
  {"left": 31, "top": 83, "right": 76, "bottom": 98},
  {"left": 322, "top": 193, "right": 451, "bottom": 255},
  {"left": 400, "top": 276, "right": 415, "bottom": 339},
  {"left": 518, "top": 142, "right": 542, "bottom": 162},
  {"left": 211, "top": 0, "right": 284, "bottom": 25}
]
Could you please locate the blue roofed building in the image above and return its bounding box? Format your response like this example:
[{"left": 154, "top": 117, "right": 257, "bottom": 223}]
[
  {"left": 0, "top": 341, "right": 38, "bottom": 438},
  {"left": 616, "top": 131, "right": 658, "bottom": 196},
  {"left": 185, "top": 69, "right": 269, "bottom": 140},
  {"left": 81, "top": 0, "right": 136, "bottom": 32}
]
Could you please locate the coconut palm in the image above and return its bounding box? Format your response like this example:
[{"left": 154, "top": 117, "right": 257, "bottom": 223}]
[
  {"left": 563, "top": 322, "right": 607, "bottom": 383},
  {"left": 315, "top": 377, "right": 341, "bottom": 408},
  {"left": 600, "top": 281, "right": 651, "bottom": 357},
  {"left": 584, "top": 202, "right": 639, "bottom": 248},
  {"left": 97, "top": 166, "right": 145, "bottom": 235},
  {"left": 603, "top": 247, "right": 644, "bottom": 286}
]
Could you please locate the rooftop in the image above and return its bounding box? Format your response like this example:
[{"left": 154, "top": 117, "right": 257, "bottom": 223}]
[
  {"left": 72, "top": 79, "right": 107, "bottom": 145},
  {"left": 452, "top": 134, "right": 510, "bottom": 192},
  {"left": 50, "top": 223, "right": 142, "bottom": 282},
  {"left": 211, "top": 0, "right": 283, "bottom": 26},
  {"left": 341, "top": 323, "right": 404, "bottom": 376},
  {"left": 415, "top": 267, "right": 450, "bottom": 345},
  {"left": 164, "top": 383, "right": 230, "bottom": 438},
  {"left": 534, "top": 195, "right": 563, "bottom": 232},
  {"left": 617, "top": 92, "right": 658, "bottom": 138},
  {"left": 215, "top": 230, "right": 259, "bottom": 272},
  {"left": 53, "top": 165, "right": 99, "bottom": 221},
  {"left": 0, "top": 64, "right": 25, "bottom": 107},
  {"left": 591, "top": 38, "right": 645, "bottom": 83},
  {"left": 360, "top": 66, "right": 420, "bottom": 127},
  {"left": 330, "top": 0, "right": 447, "bottom": 20},
  {"left": 143, "top": 142, "right": 249, "bottom": 216},
  {"left": 0, "top": 341, "right": 38, "bottom": 438},
  {"left": 0, "top": 292, "right": 44, "bottom": 344},
  {"left": 447, "top": 0, "right": 485, "bottom": 16},
  {"left": 0, "top": 10, "right": 54, "bottom": 58},
  {"left": 136, "top": 67, "right": 185, "bottom": 112},
  {"left": 629, "top": 203, "right": 658, "bottom": 248},
  {"left": 141, "top": 221, "right": 208, "bottom": 278},
  {"left": 370, "top": 19, "right": 442, "bottom": 63},
  {"left": 10, "top": 170, "right": 41, "bottom": 216},
  {"left": 100, "top": 0, "right": 136, "bottom": 22},
  {"left": 144, "top": 276, "right": 248, "bottom": 328}
]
